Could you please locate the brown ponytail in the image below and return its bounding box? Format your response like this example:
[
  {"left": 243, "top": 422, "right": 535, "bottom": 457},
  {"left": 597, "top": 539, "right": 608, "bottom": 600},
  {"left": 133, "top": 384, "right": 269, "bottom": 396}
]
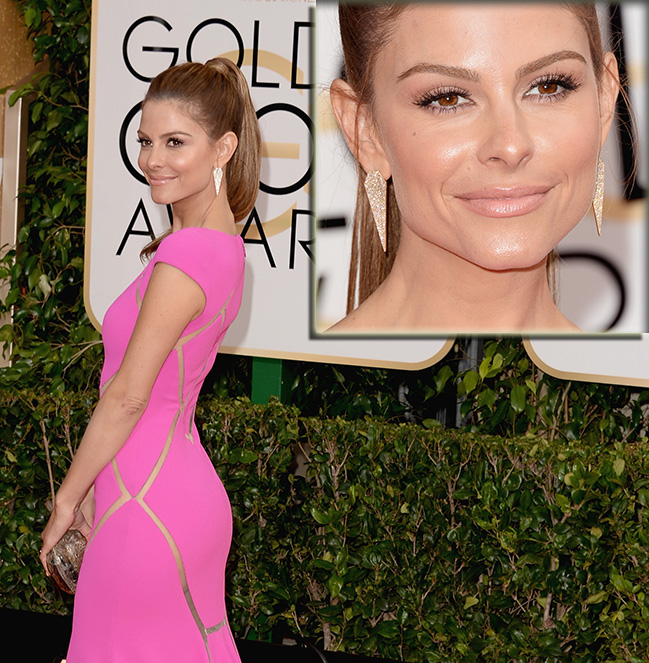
[
  {"left": 140, "top": 57, "right": 261, "bottom": 258},
  {"left": 336, "top": 3, "right": 407, "bottom": 312},
  {"left": 204, "top": 57, "right": 261, "bottom": 224}
]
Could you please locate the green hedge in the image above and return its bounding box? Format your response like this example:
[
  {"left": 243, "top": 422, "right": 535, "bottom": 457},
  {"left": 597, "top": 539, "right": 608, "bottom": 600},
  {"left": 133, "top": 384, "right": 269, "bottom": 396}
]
[{"left": 1, "top": 391, "right": 648, "bottom": 662}]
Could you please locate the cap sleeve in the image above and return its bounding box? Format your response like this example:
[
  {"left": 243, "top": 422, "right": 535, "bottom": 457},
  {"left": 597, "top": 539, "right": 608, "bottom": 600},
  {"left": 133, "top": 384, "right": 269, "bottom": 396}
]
[
  {"left": 151, "top": 230, "right": 208, "bottom": 290},
  {"left": 149, "top": 229, "right": 244, "bottom": 318}
]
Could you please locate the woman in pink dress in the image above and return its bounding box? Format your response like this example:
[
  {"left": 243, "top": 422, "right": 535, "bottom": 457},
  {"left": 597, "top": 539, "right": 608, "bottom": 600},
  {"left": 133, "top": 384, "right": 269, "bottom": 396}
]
[{"left": 39, "top": 57, "right": 260, "bottom": 662}]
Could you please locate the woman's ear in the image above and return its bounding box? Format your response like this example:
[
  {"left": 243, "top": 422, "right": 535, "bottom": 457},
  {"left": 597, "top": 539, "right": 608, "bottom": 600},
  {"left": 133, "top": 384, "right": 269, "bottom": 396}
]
[
  {"left": 598, "top": 52, "right": 620, "bottom": 150},
  {"left": 329, "top": 78, "right": 391, "bottom": 180},
  {"left": 214, "top": 131, "right": 238, "bottom": 169}
]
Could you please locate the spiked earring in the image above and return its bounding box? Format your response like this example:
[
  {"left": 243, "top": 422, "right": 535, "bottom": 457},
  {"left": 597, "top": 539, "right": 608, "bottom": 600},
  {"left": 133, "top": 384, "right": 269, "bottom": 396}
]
[
  {"left": 364, "top": 170, "right": 387, "bottom": 252},
  {"left": 593, "top": 157, "right": 605, "bottom": 236},
  {"left": 213, "top": 167, "right": 223, "bottom": 197}
]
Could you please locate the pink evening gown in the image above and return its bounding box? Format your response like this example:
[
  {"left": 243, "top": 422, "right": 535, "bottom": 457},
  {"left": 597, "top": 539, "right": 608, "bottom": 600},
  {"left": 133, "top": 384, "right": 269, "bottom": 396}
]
[{"left": 66, "top": 227, "right": 245, "bottom": 662}]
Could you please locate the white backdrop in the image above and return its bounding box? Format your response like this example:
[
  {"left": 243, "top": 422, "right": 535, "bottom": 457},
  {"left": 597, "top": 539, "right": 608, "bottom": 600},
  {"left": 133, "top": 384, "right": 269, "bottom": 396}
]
[{"left": 85, "top": 0, "right": 451, "bottom": 369}]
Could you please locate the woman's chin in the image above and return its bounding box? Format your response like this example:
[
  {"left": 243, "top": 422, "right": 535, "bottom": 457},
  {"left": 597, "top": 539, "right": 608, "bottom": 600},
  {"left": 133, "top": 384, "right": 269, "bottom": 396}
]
[
  {"left": 461, "top": 248, "right": 551, "bottom": 274},
  {"left": 149, "top": 191, "right": 174, "bottom": 206}
]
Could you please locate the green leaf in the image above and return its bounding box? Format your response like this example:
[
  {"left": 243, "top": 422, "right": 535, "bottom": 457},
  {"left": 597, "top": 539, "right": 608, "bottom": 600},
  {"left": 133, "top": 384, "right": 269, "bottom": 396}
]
[
  {"left": 555, "top": 493, "right": 571, "bottom": 512},
  {"left": 25, "top": 7, "right": 38, "bottom": 27},
  {"left": 610, "top": 570, "right": 633, "bottom": 595},
  {"left": 38, "top": 274, "right": 52, "bottom": 297},
  {"left": 613, "top": 458, "right": 625, "bottom": 476},
  {"left": 228, "top": 448, "right": 257, "bottom": 464},
  {"left": 46, "top": 110, "right": 62, "bottom": 132},
  {"left": 586, "top": 591, "right": 608, "bottom": 604},
  {"left": 638, "top": 488, "right": 649, "bottom": 507},
  {"left": 310, "top": 507, "right": 330, "bottom": 525},
  {"left": 434, "top": 365, "right": 454, "bottom": 392},
  {"left": 510, "top": 385, "right": 527, "bottom": 413},
  {"left": 77, "top": 25, "right": 89, "bottom": 44},
  {"left": 374, "top": 621, "right": 399, "bottom": 638},
  {"left": 462, "top": 371, "right": 480, "bottom": 394},
  {"left": 463, "top": 596, "right": 479, "bottom": 610}
]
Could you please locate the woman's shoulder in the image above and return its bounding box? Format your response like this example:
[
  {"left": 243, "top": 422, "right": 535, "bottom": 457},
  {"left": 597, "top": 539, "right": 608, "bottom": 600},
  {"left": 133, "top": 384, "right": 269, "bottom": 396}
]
[
  {"left": 156, "top": 227, "right": 243, "bottom": 263},
  {"left": 326, "top": 295, "right": 393, "bottom": 333},
  {"left": 158, "top": 226, "right": 242, "bottom": 249},
  {"left": 152, "top": 227, "right": 244, "bottom": 289}
]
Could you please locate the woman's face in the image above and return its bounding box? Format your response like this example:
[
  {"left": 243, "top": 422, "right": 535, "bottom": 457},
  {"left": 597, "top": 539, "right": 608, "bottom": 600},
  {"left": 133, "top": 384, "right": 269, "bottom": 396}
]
[
  {"left": 365, "top": 3, "right": 617, "bottom": 271},
  {"left": 137, "top": 100, "right": 218, "bottom": 207}
]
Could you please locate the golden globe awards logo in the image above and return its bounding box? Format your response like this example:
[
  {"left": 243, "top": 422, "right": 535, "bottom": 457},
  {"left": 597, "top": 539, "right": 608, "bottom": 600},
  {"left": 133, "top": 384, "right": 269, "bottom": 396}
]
[{"left": 115, "top": 13, "right": 313, "bottom": 270}]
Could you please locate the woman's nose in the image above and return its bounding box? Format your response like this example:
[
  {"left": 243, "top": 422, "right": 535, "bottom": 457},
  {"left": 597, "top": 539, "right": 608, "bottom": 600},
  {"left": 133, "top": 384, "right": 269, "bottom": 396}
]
[
  {"left": 477, "top": 104, "right": 534, "bottom": 168},
  {"left": 144, "top": 143, "right": 164, "bottom": 170}
]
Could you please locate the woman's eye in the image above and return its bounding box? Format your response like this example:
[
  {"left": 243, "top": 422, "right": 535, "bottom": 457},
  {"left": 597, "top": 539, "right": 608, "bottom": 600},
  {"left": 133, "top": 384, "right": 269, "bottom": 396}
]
[
  {"left": 437, "top": 93, "right": 462, "bottom": 107},
  {"left": 136, "top": 137, "right": 151, "bottom": 147},
  {"left": 416, "top": 89, "right": 471, "bottom": 113},
  {"left": 526, "top": 75, "right": 580, "bottom": 101},
  {"left": 168, "top": 137, "right": 183, "bottom": 147},
  {"left": 538, "top": 82, "right": 559, "bottom": 95}
]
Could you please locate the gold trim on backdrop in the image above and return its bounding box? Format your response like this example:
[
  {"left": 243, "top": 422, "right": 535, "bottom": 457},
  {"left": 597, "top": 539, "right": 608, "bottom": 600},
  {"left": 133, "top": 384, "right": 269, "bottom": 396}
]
[
  {"left": 523, "top": 338, "right": 649, "bottom": 388},
  {"left": 83, "top": 0, "right": 101, "bottom": 332},
  {"left": 316, "top": 90, "right": 339, "bottom": 133},
  {"left": 0, "top": 93, "right": 26, "bottom": 256},
  {"left": 262, "top": 142, "right": 300, "bottom": 159},
  {"left": 601, "top": 197, "right": 646, "bottom": 221},
  {"left": 627, "top": 62, "right": 646, "bottom": 86},
  {"left": 0, "top": 89, "right": 30, "bottom": 367},
  {"left": 219, "top": 337, "right": 456, "bottom": 370}
]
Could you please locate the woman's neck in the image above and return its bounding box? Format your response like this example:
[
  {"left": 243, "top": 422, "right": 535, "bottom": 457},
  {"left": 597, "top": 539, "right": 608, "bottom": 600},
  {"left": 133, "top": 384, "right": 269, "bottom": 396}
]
[
  {"left": 340, "top": 229, "right": 578, "bottom": 333},
  {"left": 170, "top": 185, "right": 236, "bottom": 235}
]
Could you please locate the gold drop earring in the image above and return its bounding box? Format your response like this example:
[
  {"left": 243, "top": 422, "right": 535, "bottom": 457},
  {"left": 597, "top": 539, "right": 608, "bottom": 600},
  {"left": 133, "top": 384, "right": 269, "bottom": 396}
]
[
  {"left": 213, "top": 167, "right": 223, "bottom": 197},
  {"left": 364, "top": 170, "right": 387, "bottom": 252},
  {"left": 593, "top": 157, "right": 605, "bottom": 236}
]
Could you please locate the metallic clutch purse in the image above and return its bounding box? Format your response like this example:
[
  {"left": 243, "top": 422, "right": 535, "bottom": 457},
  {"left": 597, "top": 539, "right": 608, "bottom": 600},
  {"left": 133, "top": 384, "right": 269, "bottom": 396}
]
[{"left": 46, "top": 529, "right": 87, "bottom": 594}]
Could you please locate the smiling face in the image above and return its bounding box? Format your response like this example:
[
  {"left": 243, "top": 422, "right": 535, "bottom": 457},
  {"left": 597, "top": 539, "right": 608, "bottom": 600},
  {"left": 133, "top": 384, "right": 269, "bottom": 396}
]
[
  {"left": 356, "top": 3, "right": 617, "bottom": 272},
  {"left": 137, "top": 100, "right": 219, "bottom": 207}
]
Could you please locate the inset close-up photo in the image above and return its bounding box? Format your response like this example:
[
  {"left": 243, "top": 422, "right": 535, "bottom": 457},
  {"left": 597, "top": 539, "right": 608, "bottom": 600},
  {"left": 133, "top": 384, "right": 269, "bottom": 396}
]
[{"left": 315, "top": 1, "right": 646, "bottom": 335}]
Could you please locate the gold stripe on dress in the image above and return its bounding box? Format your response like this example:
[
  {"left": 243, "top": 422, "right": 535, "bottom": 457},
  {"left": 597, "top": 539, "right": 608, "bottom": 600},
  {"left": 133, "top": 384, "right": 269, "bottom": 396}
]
[
  {"left": 136, "top": 410, "right": 180, "bottom": 501},
  {"left": 136, "top": 497, "right": 217, "bottom": 662},
  {"left": 177, "top": 349, "right": 185, "bottom": 408},
  {"left": 173, "top": 289, "right": 233, "bottom": 349},
  {"left": 88, "top": 459, "right": 132, "bottom": 545},
  {"left": 206, "top": 619, "right": 226, "bottom": 635},
  {"left": 99, "top": 373, "right": 116, "bottom": 397},
  {"left": 135, "top": 276, "right": 143, "bottom": 309}
]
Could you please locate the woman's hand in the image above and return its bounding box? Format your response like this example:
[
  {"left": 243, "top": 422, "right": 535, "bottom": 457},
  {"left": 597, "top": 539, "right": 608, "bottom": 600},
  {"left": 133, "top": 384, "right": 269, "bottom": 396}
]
[{"left": 39, "top": 496, "right": 93, "bottom": 573}]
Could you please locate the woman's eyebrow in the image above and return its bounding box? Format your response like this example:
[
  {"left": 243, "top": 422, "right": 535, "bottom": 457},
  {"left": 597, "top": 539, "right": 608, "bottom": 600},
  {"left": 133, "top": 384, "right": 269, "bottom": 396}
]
[
  {"left": 397, "top": 50, "right": 587, "bottom": 83},
  {"left": 397, "top": 63, "right": 479, "bottom": 82},
  {"left": 516, "top": 50, "right": 587, "bottom": 78},
  {"left": 136, "top": 130, "right": 193, "bottom": 138},
  {"left": 159, "top": 131, "right": 193, "bottom": 139}
]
